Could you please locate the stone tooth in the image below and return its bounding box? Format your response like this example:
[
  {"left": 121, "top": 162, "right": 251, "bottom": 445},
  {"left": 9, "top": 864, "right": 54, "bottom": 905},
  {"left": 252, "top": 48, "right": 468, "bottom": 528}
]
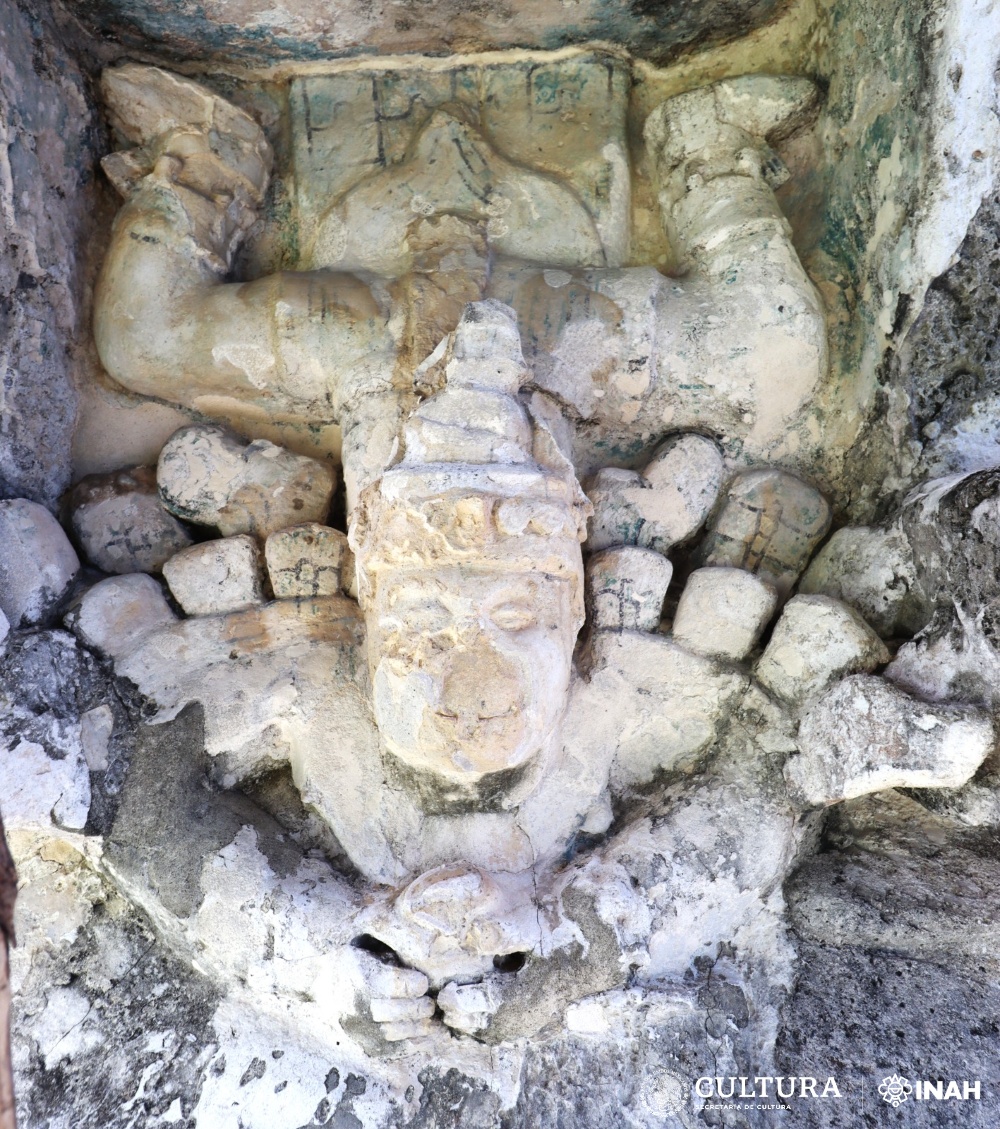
[
  {"left": 0, "top": 499, "right": 80, "bottom": 628},
  {"left": 64, "top": 573, "right": 178, "bottom": 660},
  {"left": 697, "top": 468, "right": 831, "bottom": 598},
  {"left": 585, "top": 546, "right": 673, "bottom": 633},
  {"left": 671, "top": 566, "right": 777, "bottom": 661},
  {"left": 786, "top": 674, "right": 995, "bottom": 808},
  {"left": 755, "top": 594, "right": 889, "bottom": 706},
  {"left": 798, "top": 524, "right": 929, "bottom": 637},
  {"left": 638, "top": 433, "right": 725, "bottom": 549},
  {"left": 162, "top": 535, "right": 266, "bottom": 616},
  {"left": 586, "top": 468, "right": 646, "bottom": 551},
  {"left": 264, "top": 523, "right": 351, "bottom": 599},
  {"left": 585, "top": 432, "right": 723, "bottom": 554},
  {"left": 68, "top": 465, "right": 193, "bottom": 575},
  {"left": 157, "top": 424, "right": 337, "bottom": 539}
]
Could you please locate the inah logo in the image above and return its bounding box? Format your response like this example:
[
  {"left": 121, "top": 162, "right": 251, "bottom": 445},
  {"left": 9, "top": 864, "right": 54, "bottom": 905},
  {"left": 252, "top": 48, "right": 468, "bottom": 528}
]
[{"left": 879, "top": 1075, "right": 913, "bottom": 1107}]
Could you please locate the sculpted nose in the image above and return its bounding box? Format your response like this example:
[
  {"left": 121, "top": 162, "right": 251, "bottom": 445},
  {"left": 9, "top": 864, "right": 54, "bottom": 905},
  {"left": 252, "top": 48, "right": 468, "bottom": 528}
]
[{"left": 440, "top": 646, "right": 522, "bottom": 720}]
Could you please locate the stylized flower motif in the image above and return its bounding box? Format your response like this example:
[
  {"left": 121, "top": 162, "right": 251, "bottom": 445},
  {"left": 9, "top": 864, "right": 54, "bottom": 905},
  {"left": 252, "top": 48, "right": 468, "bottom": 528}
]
[{"left": 879, "top": 1075, "right": 912, "bottom": 1107}]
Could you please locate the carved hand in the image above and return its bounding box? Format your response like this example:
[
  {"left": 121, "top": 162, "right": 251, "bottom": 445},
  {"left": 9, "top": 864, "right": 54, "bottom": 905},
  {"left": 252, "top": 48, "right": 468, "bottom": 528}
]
[
  {"left": 352, "top": 947, "right": 436, "bottom": 1043},
  {"left": 437, "top": 975, "right": 507, "bottom": 1036}
]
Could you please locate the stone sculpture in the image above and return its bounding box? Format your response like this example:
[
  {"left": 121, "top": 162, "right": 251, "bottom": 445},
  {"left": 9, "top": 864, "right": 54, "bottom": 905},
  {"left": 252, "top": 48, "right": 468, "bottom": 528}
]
[
  {"left": 78, "top": 58, "right": 997, "bottom": 1047},
  {"left": 5, "top": 44, "right": 998, "bottom": 1126}
]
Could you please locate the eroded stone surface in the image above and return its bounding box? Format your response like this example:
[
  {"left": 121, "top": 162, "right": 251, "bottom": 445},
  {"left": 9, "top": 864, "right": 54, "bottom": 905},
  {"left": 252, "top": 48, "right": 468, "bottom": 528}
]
[
  {"left": 786, "top": 675, "right": 994, "bottom": 807},
  {"left": 671, "top": 566, "right": 777, "bottom": 661},
  {"left": 162, "top": 536, "right": 266, "bottom": 616},
  {"left": 0, "top": 0, "right": 98, "bottom": 508},
  {"left": 68, "top": 465, "right": 193, "bottom": 574},
  {"left": 10, "top": 22, "right": 1000, "bottom": 1128},
  {"left": 755, "top": 594, "right": 889, "bottom": 706},
  {"left": 158, "top": 426, "right": 336, "bottom": 538},
  {"left": 591, "top": 632, "right": 749, "bottom": 789},
  {"left": 0, "top": 499, "right": 80, "bottom": 628}
]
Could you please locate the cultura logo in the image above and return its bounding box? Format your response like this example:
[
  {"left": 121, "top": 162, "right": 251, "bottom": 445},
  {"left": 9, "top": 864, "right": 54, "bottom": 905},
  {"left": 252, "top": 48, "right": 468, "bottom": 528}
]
[{"left": 879, "top": 1075, "right": 912, "bottom": 1107}]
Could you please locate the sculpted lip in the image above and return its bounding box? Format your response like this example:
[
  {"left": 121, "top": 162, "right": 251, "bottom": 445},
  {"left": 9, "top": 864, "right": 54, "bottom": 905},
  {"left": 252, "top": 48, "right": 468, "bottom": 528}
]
[{"left": 433, "top": 708, "right": 518, "bottom": 721}]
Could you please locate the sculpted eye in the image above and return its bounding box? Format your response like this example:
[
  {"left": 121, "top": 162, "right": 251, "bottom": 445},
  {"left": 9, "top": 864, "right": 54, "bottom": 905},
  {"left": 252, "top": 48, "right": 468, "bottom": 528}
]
[
  {"left": 489, "top": 604, "right": 537, "bottom": 632},
  {"left": 398, "top": 601, "right": 452, "bottom": 634}
]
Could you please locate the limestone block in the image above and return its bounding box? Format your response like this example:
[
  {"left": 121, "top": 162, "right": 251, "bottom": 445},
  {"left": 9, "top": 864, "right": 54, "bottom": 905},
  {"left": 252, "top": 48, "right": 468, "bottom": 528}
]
[
  {"left": 672, "top": 567, "right": 777, "bottom": 661},
  {"left": 65, "top": 574, "right": 178, "bottom": 660},
  {"left": 0, "top": 608, "right": 8, "bottom": 649},
  {"left": 786, "top": 675, "right": 994, "bottom": 808},
  {"left": 162, "top": 536, "right": 266, "bottom": 616},
  {"left": 0, "top": 499, "right": 80, "bottom": 627},
  {"left": 586, "top": 433, "right": 723, "bottom": 554},
  {"left": 158, "top": 425, "right": 336, "bottom": 538},
  {"left": 586, "top": 547, "right": 672, "bottom": 632},
  {"left": 798, "top": 525, "right": 929, "bottom": 637},
  {"left": 68, "top": 465, "right": 193, "bottom": 574},
  {"left": 885, "top": 613, "right": 1000, "bottom": 714},
  {"left": 640, "top": 434, "right": 725, "bottom": 548},
  {"left": 755, "top": 595, "right": 889, "bottom": 706},
  {"left": 698, "top": 469, "right": 831, "bottom": 597},
  {"left": 264, "top": 524, "right": 350, "bottom": 599}
]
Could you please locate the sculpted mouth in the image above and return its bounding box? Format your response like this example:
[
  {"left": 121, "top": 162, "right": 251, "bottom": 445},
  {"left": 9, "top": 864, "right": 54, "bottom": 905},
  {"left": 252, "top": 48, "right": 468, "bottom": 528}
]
[{"left": 435, "top": 708, "right": 517, "bottom": 722}]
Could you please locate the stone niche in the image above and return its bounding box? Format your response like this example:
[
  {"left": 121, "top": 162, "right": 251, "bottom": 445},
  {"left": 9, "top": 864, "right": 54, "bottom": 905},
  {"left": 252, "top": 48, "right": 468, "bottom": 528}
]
[{"left": 4, "top": 0, "right": 1000, "bottom": 1127}]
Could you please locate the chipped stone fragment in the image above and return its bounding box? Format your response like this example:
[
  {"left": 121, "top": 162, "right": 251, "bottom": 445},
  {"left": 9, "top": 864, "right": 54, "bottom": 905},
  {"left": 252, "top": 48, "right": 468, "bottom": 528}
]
[
  {"left": 0, "top": 499, "right": 80, "bottom": 627},
  {"left": 698, "top": 469, "right": 831, "bottom": 597},
  {"left": 671, "top": 566, "right": 777, "bottom": 661},
  {"left": 65, "top": 573, "right": 178, "bottom": 660},
  {"left": 798, "top": 525, "right": 929, "bottom": 637},
  {"left": 755, "top": 595, "right": 889, "bottom": 706},
  {"left": 68, "top": 465, "right": 193, "bottom": 574},
  {"left": 265, "top": 523, "right": 351, "bottom": 598},
  {"left": 80, "top": 705, "right": 114, "bottom": 773},
  {"left": 586, "top": 546, "right": 672, "bottom": 632},
  {"left": 162, "top": 536, "right": 266, "bottom": 616},
  {"left": 786, "top": 675, "right": 994, "bottom": 808},
  {"left": 586, "top": 433, "right": 723, "bottom": 553},
  {"left": 157, "top": 425, "right": 336, "bottom": 538}
]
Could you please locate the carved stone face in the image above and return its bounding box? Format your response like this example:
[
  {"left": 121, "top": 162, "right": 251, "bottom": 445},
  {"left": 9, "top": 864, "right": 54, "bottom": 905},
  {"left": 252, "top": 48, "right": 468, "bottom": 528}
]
[{"left": 367, "top": 566, "right": 576, "bottom": 779}]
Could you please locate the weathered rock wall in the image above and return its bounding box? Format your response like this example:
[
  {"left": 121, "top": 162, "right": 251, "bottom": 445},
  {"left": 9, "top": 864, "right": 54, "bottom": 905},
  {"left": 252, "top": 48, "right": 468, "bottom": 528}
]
[
  {"left": 55, "top": 0, "right": 786, "bottom": 68},
  {"left": 0, "top": 0, "right": 108, "bottom": 508}
]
